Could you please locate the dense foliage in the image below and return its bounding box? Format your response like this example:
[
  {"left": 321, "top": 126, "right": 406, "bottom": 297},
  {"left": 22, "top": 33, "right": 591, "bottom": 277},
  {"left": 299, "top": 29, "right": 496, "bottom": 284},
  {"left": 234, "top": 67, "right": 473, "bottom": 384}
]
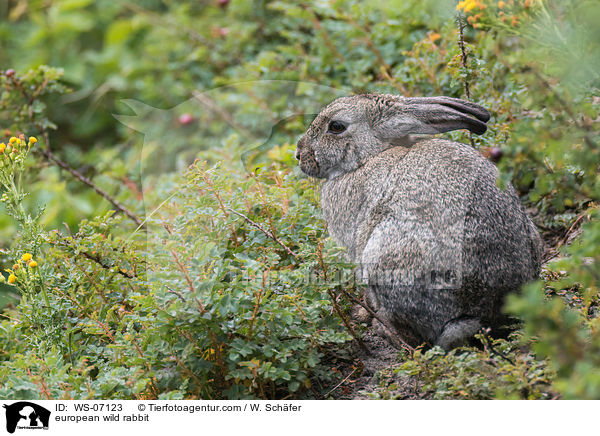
[{"left": 0, "top": 0, "right": 598, "bottom": 399}]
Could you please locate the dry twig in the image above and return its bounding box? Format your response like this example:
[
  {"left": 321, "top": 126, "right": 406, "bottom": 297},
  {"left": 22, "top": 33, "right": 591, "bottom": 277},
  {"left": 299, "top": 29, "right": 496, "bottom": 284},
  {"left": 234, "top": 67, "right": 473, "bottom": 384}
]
[
  {"left": 338, "top": 286, "right": 415, "bottom": 354},
  {"left": 457, "top": 14, "right": 476, "bottom": 148},
  {"left": 323, "top": 367, "right": 357, "bottom": 398},
  {"left": 226, "top": 207, "right": 298, "bottom": 257},
  {"left": 38, "top": 145, "right": 145, "bottom": 229}
]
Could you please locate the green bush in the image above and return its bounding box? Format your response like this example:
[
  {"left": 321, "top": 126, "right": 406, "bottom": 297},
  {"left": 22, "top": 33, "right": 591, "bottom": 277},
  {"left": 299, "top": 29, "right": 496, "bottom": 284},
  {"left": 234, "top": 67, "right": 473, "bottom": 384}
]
[
  {"left": 0, "top": 93, "right": 354, "bottom": 397},
  {"left": 373, "top": 335, "right": 556, "bottom": 400}
]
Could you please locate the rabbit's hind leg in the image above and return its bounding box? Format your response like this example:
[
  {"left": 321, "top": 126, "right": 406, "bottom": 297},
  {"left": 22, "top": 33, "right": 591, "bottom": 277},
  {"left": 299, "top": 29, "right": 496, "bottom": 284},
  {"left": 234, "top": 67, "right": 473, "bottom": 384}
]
[
  {"left": 367, "top": 287, "right": 426, "bottom": 349},
  {"left": 435, "top": 316, "right": 481, "bottom": 350}
]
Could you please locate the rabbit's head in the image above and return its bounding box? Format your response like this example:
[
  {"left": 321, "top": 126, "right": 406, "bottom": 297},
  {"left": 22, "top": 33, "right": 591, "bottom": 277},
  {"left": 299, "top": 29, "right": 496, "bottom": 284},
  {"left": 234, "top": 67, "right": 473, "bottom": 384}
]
[{"left": 296, "top": 94, "right": 490, "bottom": 179}]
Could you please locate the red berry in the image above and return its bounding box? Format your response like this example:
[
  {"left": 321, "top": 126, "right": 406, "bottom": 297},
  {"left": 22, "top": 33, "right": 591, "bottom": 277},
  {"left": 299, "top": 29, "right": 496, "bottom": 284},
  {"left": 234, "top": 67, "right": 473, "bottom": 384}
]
[
  {"left": 178, "top": 113, "right": 194, "bottom": 125},
  {"left": 489, "top": 147, "right": 503, "bottom": 162},
  {"left": 5, "top": 69, "right": 15, "bottom": 78}
]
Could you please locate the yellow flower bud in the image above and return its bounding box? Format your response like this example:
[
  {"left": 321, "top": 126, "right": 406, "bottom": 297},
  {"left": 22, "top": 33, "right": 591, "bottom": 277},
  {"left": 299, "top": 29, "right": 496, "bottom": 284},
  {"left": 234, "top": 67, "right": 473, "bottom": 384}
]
[
  {"left": 0, "top": 143, "right": 5, "bottom": 153},
  {"left": 28, "top": 136, "right": 38, "bottom": 144},
  {"left": 9, "top": 137, "right": 17, "bottom": 144},
  {"left": 28, "top": 261, "right": 38, "bottom": 268},
  {"left": 8, "top": 274, "right": 16, "bottom": 284},
  {"left": 12, "top": 264, "right": 20, "bottom": 271},
  {"left": 22, "top": 253, "right": 32, "bottom": 262}
]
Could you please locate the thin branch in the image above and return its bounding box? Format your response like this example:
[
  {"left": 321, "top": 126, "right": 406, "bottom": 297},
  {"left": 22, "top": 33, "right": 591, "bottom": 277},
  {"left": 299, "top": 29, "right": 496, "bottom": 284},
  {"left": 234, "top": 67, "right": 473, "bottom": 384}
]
[
  {"left": 247, "top": 276, "right": 266, "bottom": 339},
  {"left": 316, "top": 240, "right": 369, "bottom": 354},
  {"left": 480, "top": 329, "right": 515, "bottom": 366},
  {"left": 556, "top": 213, "right": 586, "bottom": 249},
  {"left": 328, "top": 289, "right": 370, "bottom": 355},
  {"left": 168, "top": 249, "right": 207, "bottom": 313},
  {"left": 169, "top": 249, "right": 195, "bottom": 292},
  {"left": 226, "top": 207, "right": 298, "bottom": 257},
  {"left": 52, "top": 237, "right": 136, "bottom": 279},
  {"left": 54, "top": 225, "right": 137, "bottom": 279},
  {"left": 457, "top": 14, "right": 476, "bottom": 148},
  {"left": 323, "top": 367, "right": 357, "bottom": 398},
  {"left": 37, "top": 147, "right": 145, "bottom": 229},
  {"left": 192, "top": 91, "right": 252, "bottom": 137},
  {"left": 81, "top": 250, "right": 136, "bottom": 279},
  {"left": 457, "top": 15, "right": 472, "bottom": 101},
  {"left": 338, "top": 286, "right": 415, "bottom": 353},
  {"left": 166, "top": 286, "right": 186, "bottom": 303},
  {"left": 26, "top": 368, "right": 52, "bottom": 400}
]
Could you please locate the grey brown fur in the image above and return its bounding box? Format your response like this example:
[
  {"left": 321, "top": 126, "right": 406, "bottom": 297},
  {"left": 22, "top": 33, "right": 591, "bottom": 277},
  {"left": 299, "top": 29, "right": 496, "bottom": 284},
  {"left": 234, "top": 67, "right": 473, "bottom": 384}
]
[{"left": 296, "top": 94, "right": 543, "bottom": 349}]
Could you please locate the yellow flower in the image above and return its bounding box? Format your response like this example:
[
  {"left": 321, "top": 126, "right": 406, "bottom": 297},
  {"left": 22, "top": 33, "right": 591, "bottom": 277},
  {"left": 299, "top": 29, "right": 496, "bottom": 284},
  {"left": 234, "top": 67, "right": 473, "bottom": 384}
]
[
  {"left": 498, "top": 1, "right": 506, "bottom": 7},
  {"left": 0, "top": 143, "right": 5, "bottom": 153},
  {"left": 464, "top": 2, "right": 478, "bottom": 12},
  {"left": 9, "top": 137, "right": 17, "bottom": 144},
  {"left": 22, "top": 253, "right": 32, "bottom": 262},
  {"left": 28, "top": 261, "right": 38, "bottom": 268},
  {"left": 28, "top": 136, "right": 37, "bottom": 144},
  {"left": 8, "top": 274, "right": 16, "bottom": 284},
  {"left": 458, "top": 0, "right": 481, "bottom": 12},
  {"left": 429, "top": 32, "right": 441, "bottom": 42}
]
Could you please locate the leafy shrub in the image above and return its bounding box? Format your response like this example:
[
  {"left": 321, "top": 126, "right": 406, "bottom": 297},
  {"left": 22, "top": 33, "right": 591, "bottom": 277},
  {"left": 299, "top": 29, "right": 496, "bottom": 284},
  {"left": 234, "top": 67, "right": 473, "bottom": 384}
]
[
  {"left": 0, "top": 83, "right": 355, "bottom": 397},
  {"left": 371, "top": 335, "right": 556, "bottom": 400}
]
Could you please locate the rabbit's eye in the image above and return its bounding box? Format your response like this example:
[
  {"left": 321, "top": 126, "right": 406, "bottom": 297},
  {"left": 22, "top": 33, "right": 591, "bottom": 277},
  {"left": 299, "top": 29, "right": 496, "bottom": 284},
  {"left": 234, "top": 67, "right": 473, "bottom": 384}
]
[{"left": 327, "top": 120, "right": 347, "bottom": 134}]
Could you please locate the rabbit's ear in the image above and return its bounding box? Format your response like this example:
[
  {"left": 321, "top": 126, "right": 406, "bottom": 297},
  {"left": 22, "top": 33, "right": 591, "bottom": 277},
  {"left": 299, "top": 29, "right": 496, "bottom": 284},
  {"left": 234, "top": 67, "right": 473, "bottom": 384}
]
[
  {"left": 375, "top": 96, "right": 490, "bottom": 139},
  {"left": 406, "top": 96, "right": 490, "bottom": 135},
  {"left": 407, "top": 96, "right": 489, "bottom": 123}
]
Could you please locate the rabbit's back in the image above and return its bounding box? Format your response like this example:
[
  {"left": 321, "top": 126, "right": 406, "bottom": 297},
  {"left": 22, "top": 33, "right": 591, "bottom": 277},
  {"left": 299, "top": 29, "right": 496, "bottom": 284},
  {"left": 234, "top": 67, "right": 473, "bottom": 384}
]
[
  {"left": 322, "top": 138, "right": 542, "bottom": 343},
  {"left": 323, "top": 138, "right": 495, "bottom": 264}
]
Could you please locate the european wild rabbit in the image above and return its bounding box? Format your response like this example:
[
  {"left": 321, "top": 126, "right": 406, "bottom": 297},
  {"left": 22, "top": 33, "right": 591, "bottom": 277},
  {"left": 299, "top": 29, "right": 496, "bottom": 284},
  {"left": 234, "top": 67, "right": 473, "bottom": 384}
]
[{"left": 295, "top": 94, "right": 543, "bottom": 350}]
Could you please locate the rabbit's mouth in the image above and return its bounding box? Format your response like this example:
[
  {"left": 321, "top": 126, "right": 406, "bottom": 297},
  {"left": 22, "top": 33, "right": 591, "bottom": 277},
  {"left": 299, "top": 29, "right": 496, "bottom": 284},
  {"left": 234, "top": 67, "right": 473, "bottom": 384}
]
[
  {"left": 298, "top": 152, "right": 321, "bottom": 178},
  {"left": 296, "top": 136, "right": 322, "bottom": 178}
]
